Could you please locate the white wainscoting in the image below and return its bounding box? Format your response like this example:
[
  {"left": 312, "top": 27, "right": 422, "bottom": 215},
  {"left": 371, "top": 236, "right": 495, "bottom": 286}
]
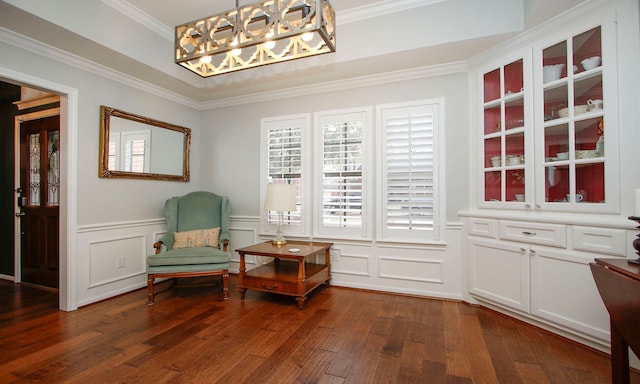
[
  {"left": 75, "top": 216, "right": 464, "bottom": 307},
  {"left": 76, "top": 219, "right": 166, "bottom": 306}
]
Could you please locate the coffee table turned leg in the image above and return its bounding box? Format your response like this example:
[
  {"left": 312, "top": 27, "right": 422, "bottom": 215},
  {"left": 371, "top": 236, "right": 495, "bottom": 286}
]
[{"left": 296, "top": 296, "right": 306, "bottom": 309}]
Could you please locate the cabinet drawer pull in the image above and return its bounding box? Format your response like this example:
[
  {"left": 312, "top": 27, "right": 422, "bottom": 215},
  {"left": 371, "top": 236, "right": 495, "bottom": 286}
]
[
  {"left": 522, "top": 231, "right": 536, "bottom": 236},
  {"left": 262, "top": 282, "right": 279, "bottom": 290}
]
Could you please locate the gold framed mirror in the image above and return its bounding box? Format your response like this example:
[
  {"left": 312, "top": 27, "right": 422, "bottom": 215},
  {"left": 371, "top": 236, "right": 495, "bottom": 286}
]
[{"left": 99, "top": 106, "right": 191, "bottom": 181}]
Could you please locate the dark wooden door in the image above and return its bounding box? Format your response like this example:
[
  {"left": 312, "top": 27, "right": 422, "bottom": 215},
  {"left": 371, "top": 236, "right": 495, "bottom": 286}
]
[{"left": 19, "top": 116, "right": 60, "bottom": 289}]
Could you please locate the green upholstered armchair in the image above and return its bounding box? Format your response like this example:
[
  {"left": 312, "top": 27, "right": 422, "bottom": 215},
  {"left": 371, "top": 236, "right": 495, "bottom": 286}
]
[{"left": 147, "top": 191, "right": 231, "bottom": 305}]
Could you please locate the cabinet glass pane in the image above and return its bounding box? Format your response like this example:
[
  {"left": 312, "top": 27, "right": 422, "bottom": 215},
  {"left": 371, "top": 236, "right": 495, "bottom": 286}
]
[
  {"left": 506, "top": 169, "right": 525, "bottom": 202},
  {"left": 544, "top": 85, "right": 568, "bottom": 121},
  {"left": 573, "top": 27, "right": 601, "bottom": 75},
  {"left": 484, "top": 69, "right": 500, "bottom": 103},
  {"left": 544, "top": 123, "right": 569, "bottom": 160},
  {"left": 505, "top": 133, "right": 524, "bottom": 164},
  {"left": 485, "top": 171, "right": 501, "bottom": 202},
  {"left": 575, "top": 118, "right": 603, "bottom": 155},
  {"left": 505, "top": 98, "right": 524, "bottom": 130},
  {"left": 504, "top": 59, "right": 524, "bottom": 94},
  {"left": 484, "top": 105, "right": 501, "bottom": 135},
  {"left": 543, "top": 41, "right": 567, "bottom": 84},
  {"left": 545, "top": 165, "right": 569, "bottom": 202},
  {"left": 574, "top": 73, "right": 603, "bottom": 113},
  {"left": 484, "top": 137, "right": 501, "bottom": 168},
  {"left": 576, "top": 163, "right": 605, "bottom": 203}
]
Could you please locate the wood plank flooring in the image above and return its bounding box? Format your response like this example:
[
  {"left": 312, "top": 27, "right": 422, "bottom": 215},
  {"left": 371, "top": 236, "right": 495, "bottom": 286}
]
[{"left": 0, "top": 276, "right": 638, "bottom": 383}]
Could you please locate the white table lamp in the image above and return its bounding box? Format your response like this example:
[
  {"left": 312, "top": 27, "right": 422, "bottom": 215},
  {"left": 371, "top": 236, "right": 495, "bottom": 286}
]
[{"left": 264, "top": 183, "right": 297, "bottom": 245}]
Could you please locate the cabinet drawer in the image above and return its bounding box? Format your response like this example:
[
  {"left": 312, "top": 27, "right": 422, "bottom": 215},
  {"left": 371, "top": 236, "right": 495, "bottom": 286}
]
[
  {"left": 467, "top": 218, "right": 497, "bottom": 238},
  {"left": 243, "top": 275, "right": 298, "bottom": 295},
  {"left": 499, "top": 221, "right": 566, "bottom": 248},
  {"left": 572, "top": 226, "right": 627, "bottom": 256}
]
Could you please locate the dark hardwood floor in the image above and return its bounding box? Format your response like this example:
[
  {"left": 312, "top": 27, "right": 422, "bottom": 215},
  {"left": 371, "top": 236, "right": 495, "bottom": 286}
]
[{"left": 0, "top": 276, "right": 637, "bottom": 383}]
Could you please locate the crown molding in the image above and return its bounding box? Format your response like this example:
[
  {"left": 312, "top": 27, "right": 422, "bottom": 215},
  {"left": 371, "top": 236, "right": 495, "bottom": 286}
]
[
  {"left": 102, "top": 0, "right": 447, "bottom": 38},
  {"left": 198, "top": 60, "right": 468, "bottom": 110},
  {"left": 338, "top": 0, "right": 447, "bottom": 24},
  {"left": 469, "top": 0, "right": 619, "bottom": 66},
  {"left": 0, "top": 23, "right": 467, "bottom": 112},
  {"left": 0, "top": 27, "right": 195, "bottom": 108},
  {"left": 101, "top": 0, "right": 173, "bottom": 41}
]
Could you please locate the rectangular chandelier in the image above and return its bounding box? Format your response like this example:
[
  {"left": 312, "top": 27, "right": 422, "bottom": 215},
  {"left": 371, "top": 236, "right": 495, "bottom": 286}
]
[{"left": 175, "top": 0, "right": 336, "bottom": 77}]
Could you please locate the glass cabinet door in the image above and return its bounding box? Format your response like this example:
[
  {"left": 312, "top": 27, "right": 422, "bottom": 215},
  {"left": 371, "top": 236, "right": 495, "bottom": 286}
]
[
  {"left": 482, "top": 57, "right": 528, "bottom": 204},
  {"left": 540, "top": 26, "right": 605, "bottom": 206}
]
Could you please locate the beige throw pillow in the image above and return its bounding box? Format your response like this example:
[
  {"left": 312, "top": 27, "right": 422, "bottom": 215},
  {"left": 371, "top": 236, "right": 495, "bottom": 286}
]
[{"left": 173, "top": 227, "right": 220, "bottom": 249}]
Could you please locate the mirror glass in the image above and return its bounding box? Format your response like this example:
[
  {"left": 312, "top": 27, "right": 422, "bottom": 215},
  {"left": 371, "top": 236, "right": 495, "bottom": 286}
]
[{"left": 99, "top": 106, "right": 190, "bottom": 181}]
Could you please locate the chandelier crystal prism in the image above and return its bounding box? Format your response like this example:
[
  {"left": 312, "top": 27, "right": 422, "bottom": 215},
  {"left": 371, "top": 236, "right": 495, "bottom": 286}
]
[{"left": 175, "top": 0, "right": 336, "bottom": 77}]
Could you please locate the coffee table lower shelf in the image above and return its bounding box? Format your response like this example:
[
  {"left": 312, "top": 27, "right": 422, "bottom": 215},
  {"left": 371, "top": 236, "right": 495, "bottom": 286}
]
[{"left": 240, "top": 259, "right": 330, "bottom": 309}]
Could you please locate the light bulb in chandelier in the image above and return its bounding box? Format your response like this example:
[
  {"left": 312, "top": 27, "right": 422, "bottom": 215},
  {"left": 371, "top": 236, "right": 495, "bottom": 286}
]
[
  {"left": 231, "top": 37, "right": 242, "bottom": 56},
  {"left": 301, "top": 24, "right": 314, "bottom": 42},
  {"left": 264, "top": 30, "right": 276, "bottom": 50}
]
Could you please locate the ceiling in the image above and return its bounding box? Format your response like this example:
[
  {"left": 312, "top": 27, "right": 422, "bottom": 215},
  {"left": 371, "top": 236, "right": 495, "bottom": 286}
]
[{"left": 0, "top": 0, "right": 585, "bottom": 106}]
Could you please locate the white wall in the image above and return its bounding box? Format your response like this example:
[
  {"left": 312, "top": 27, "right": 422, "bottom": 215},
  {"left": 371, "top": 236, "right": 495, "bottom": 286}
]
[
  {"left": 199, "top": 70, "right": 471, "bottom": 220},
  {"left": 198, "top": 68, "right": 471, "bottom": 299},
  {"left": 0, "top": 36, "right": 202, "bottom": 308}
]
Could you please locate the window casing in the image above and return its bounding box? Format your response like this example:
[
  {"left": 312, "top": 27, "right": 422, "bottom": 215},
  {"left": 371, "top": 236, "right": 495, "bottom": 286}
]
[
  {"left": 260, "top": 100, "right": 444, "bottom": 244},
  {"left": 260, "top": 114, "right": 310, "bottom": 237},
  {"left": 314, "top": 108, "right": 371, "bottom": 238},
  {"left": 377, "top": 100, "right": 444, "bottom": 243}
]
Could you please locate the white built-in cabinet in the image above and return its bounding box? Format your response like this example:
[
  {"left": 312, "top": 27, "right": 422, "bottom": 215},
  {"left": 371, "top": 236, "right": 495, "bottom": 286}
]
[
  {"left": 478, "top": 14, "right": 618, "bottom": 213},
  {"left": 466, "top": 217, "right": 618, "bottom": 345},
  {"left": 466, "top": 9, "right": 631, "bottom": 351}
]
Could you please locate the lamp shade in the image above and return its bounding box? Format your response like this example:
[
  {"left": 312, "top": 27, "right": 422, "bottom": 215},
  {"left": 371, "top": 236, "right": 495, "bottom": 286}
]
[{"left": 264, "top": 183, "right": 297, "bottom": 212}]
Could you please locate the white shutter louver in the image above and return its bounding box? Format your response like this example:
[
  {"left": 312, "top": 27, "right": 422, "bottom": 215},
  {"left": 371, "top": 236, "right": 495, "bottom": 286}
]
[{"left": 382, "top": 104, "right": 436, "bottom": 234}]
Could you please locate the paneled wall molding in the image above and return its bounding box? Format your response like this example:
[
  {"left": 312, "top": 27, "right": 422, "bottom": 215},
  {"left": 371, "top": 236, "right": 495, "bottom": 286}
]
[{"left": 77, "top": 218, "right": 166, "bottom": 233}]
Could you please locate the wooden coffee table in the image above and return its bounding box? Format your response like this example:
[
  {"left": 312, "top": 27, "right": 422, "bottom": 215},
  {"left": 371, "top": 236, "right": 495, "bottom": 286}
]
[{"left": 236, "top": 241, "right": 332, "bottom": 309}]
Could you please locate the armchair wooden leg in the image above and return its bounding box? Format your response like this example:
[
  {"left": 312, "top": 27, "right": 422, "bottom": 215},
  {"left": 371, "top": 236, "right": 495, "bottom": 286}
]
[
  {"left": 223, "top": 271, "right": 229, "bottom": 300},
  {"left": 147, "top": 276, "right": 155, "bottom": 305}
]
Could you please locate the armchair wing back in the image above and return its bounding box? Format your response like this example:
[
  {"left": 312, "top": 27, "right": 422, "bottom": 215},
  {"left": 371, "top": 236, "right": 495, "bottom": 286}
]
[
  {"left": 160, "top": 191, "right": 230, "bottom": 251},
  {"left": 147, "top": 191, "right": 231, "bottom": 305}
]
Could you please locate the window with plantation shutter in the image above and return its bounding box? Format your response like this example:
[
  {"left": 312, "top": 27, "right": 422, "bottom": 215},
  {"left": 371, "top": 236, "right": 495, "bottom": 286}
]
[
  {"left": 315, "top": 109, "right": 370, "bottom": 238},
  {"left": 377, "top": 100, "right": 443, "bottom": 242},
  {"left": 261, "top": 115, "right": 309, "bottom": 237}
]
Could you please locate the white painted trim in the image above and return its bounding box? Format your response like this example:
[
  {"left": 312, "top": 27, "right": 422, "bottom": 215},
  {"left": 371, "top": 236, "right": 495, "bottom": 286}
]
[
  {"left": 101, "top": 0, "right": 173, "bottom": 41},
  {"left": 0, "top": 27, "right": 194, "bottom": 108},
  {"left": 338, "top": 0, "right": 447, "bottom": 24},
  {"left": 202, "top": 62, "right": 468, "bottom": 110},
  {"left": 1, "top": 65, "right": 80, "bottom": 311}
]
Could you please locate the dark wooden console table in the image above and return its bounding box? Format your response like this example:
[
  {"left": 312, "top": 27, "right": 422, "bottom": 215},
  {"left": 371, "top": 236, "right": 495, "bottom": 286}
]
[
  {"left": 590, "top": 258, "right": 640, "bottom": 384},
  {"left": 236, "top": 241, "right": 332, "bottom": 309}
]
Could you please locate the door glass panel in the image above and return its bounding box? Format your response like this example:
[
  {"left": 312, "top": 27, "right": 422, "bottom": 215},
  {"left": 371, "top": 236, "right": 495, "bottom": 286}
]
[
  {"left": 48, "top": 131, "right": 60, "bottom": 207},
  {"left": 29, "top": 133, "right": 41, "bottom": 207}
]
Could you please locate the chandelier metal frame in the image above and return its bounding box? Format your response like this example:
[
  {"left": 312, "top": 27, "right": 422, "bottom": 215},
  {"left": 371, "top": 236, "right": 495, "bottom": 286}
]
[{"left": 175, "top": 0, "right": 336, "bottom": 77}]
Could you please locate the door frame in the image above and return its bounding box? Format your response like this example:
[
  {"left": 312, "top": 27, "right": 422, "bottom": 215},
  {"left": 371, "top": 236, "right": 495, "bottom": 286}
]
[
  {"left": 4, "top": 66, "right": 79, "bottom": 311},
  {"left": 14, "top": 107, "right": 61, "bottom": 286}
]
